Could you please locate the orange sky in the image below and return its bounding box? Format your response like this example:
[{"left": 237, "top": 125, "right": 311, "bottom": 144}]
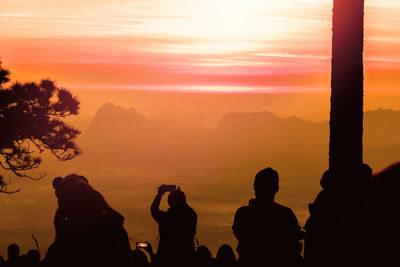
[{"left": 0, "top": 0, "right": 399, "bottom": 92}]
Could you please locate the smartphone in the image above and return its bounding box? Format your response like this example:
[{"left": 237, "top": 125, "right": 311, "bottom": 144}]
[
  {"left": 136, "top": 242, "right": 148, "bottom": 248},
  {"left": 162, "top": 184, "right": 176, "bottom": 192}
]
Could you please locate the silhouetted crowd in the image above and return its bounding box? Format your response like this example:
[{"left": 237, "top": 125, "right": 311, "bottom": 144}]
[
  {"left": 0, "top": 244, "right": 40, "bottom": 267},
  {"left": 1, "top": 163, "right": 399, "bottom": 267}
]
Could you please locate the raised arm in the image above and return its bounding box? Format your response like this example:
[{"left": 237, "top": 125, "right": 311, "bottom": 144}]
[{"left": 150, "top": 186, "right": 167, "bottom": 222}]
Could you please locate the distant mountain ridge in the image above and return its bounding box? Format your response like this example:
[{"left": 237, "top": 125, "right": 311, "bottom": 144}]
[{"left": 81, "top": 103, "right": 400, "bottom": 168}]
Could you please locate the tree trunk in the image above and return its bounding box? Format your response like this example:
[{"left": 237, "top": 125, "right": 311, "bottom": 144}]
[
  {"left": 330, "top": 0, "right": 364, "bottom": 173},
  {"left": 304, "top": 1, "right": 365, "bottom": 266}
]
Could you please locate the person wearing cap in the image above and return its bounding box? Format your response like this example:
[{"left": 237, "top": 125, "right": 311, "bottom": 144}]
[
  {"left": 232, "top": 168, "right": 302, "bottom": 267},
  {"left": 150, "top": 185, "right": 197, "bottom": 267}
]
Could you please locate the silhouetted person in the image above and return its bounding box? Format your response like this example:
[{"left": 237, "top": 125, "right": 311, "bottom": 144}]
[
  {"left": 42, "top": 174, "right": 132, "bottom": 267},
  {"left": 304, "top": 164, "right": 373, "bottom": 267},
  {"left": 39, "top": 244, "right": 56, "bottom": 267},
  {"left": 232, "top": 168, "right": 302, "bottom": 267},
  {"left": 304, "top": 169, "right": 345, "bottom": 266},
  {"left": 17, "top": 255, "right": 28, "bottom": 267},
  {"left": 344, "top": 164, "right": 373, "bottom": 265},
  {"left": 358, "top": 162, "right": 400, "bottom": 266},
  {"left": 131, "top": 249, "right": 149, "bottom": 267},
  {"left": 26, "top": 250, "right": 40, "bottom": 267},
  {"left": 195, "top": 245, "right": 216, "bottom": 267},
  {"left": 216, "top": 244, "right": 237, "bottom": 267},
  {"left": 151, "top": 185, "right": 197, "bottom": 267},
  {"left": 0, "top": 255, "right": 5, "bottom": 266},
  {"left": 5, "top": 244, "right": 20, "bottom": 267},
  {"left": 349, "top": 163, "right": 373, "bottom": 193},
  {"left": 140, "top": 242, "right": 158, "bottom": 266}
]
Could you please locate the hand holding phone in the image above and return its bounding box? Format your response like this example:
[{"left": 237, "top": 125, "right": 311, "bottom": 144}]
[
  {"left": 158, "top": 184, "right": 176, "bottom": 195},
  {"left": 136, "top": 242, "right": 148, "bottom": 248}
]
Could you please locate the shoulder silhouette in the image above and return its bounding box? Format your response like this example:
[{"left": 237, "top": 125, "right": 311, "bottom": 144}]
[
  {"left": 26, "top": 250, "right": 40, "bottom": 267},
  {"left": 216, "top": 244, "right": 237, "bottom": 267},
  {"left": 194, "top": 245, "right": 216, "bottom": 267},
  {"left": 233, "top": 168, "right": 302, "bottom": 267}
]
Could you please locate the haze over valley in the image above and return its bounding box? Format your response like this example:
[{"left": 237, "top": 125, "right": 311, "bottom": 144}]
[{"left": 1, "top": 90, "right": 399, "bottom": 256}]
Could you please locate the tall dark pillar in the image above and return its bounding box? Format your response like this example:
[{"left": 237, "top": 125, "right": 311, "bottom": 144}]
[
  {"left": 304, "top": 1, "right": 365, "bottom": 266},
  {"left": 329, "top": 0, "right": 364, "bottom": 173}
]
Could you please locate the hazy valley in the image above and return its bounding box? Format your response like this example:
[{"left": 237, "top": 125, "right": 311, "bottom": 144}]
[{"left": 1, "top": 91, "right": 399, "bottom": 256}]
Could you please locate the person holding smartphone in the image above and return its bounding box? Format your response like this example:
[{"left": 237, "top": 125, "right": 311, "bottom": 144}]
[{"left": 150, "top": 185, "right": 197, "bottom": 267}]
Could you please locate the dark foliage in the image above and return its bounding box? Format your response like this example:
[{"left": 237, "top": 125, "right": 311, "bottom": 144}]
[{"left": 0, "top": 62, "right": 81, "bottom": 193}]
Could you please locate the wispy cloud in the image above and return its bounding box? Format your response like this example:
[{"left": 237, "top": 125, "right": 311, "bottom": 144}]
[{"left": 0, "top": 0, "right": 399, "bottom": 92}]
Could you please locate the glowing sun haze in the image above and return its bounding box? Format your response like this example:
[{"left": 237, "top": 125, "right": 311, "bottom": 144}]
[{"left": 0, "top": 0, "right": 399, "bottom": 92}]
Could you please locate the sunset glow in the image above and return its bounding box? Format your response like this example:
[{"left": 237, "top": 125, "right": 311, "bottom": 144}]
[
  {"left": 0, "top": 0, "right": 399, "bottom": 92},
  {"left": 2, "top": 0, "right": 400, "bottom": 257}
]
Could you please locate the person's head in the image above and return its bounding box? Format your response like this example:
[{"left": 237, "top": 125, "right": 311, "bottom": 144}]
[
  {"left": 196, "top": 245, "right": 212, "bottom": 261},
  {"left": 27, "top": 250, "right": 40, "bottom": 264},
  {"left": 320, "top": 169, "right": 348, "bottom": 193},
  {"left": 7, "top": 244, "right": 19, "bottom": 259},
  {"left": 351, "top": 163, "right": 372, "bottom": 187},
  {"left": 52, "top": 174, "right": 92, "bottom": 205},
  {"left": 0, "top": 255, "right": 5, "bottom": 264},
  {"left": 254, "top": 168, "right": 279, "bottom": 201},
  {"left": 168, "top": 189, "right": 186, "bottom": 208},
  {"left": 131, "top": 249, "right": 149, "bottom": 267},
  {"left": 216, "top": 244, "right": 236, "bottom": 264},
  {"left": 371, "top": 162, "right": 400, "bottom": 196},
  {"left": 359, "top": 163, "right": 373, "bottom": 179}
]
